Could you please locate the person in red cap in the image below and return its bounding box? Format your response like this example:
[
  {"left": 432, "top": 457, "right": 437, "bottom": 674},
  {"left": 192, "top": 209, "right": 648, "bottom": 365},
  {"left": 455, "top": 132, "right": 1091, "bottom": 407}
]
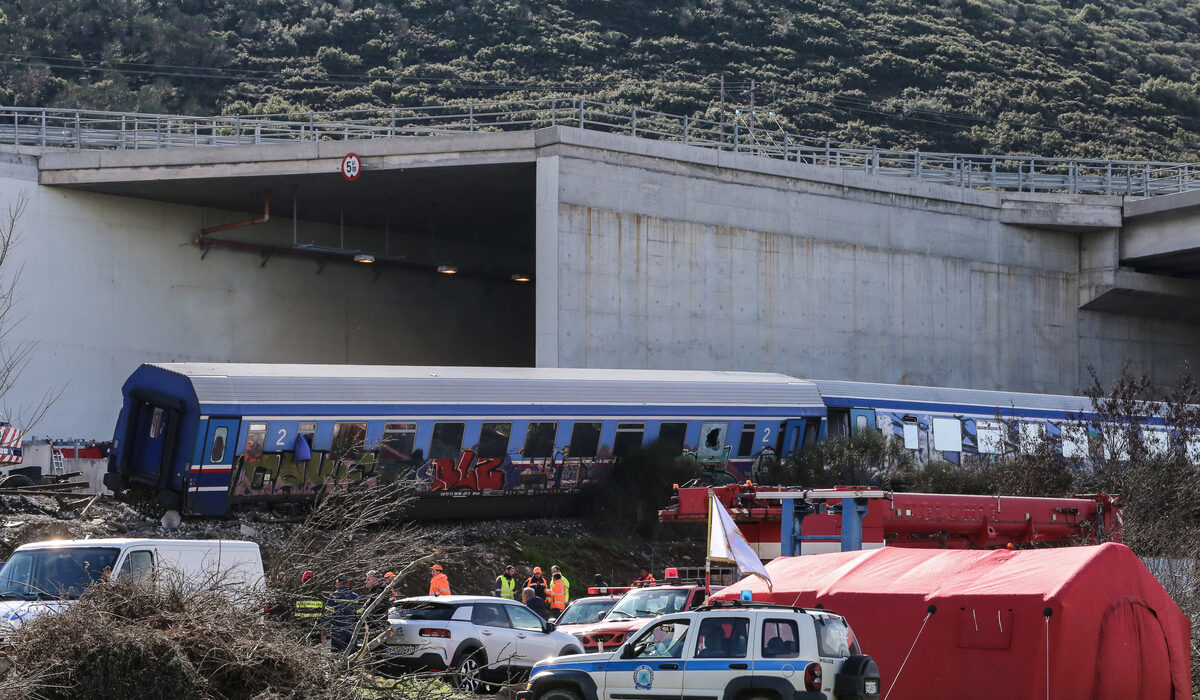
[{"left": 429, "top": 564, "right": 451, "bottom": 597}]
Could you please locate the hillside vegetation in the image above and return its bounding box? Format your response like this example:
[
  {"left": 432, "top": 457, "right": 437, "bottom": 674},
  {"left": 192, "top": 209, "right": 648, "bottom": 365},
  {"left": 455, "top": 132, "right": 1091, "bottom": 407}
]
[{"left": 1, "top": 0, "right": 1199, "bottom": 160}]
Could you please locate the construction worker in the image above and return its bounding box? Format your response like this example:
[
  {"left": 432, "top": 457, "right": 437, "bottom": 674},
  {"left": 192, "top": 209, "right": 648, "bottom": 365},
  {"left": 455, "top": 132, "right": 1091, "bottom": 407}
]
[
  {"left": 633, "top": 566, "right": 656, "bottom": 588},
  {"left": 383, "top": 571, "right": 397, "bottom": 600},
  {"left": 525, "top": 566, "right": 548, "bottom": 600},
  {"left": 323, "top": 573, "right": 359, "bottom": 653},
  {"left": 551, "top": 564, "right": 570, "bottom": 604},
  {"left": 549, "top": 572, "right": 568, "bottom": 616},
  {"left": 429, "top": 564, "right": 451, "bottom": 597},
  {"left": 494, "top": 564, "right": 518, "bottom": 599}
]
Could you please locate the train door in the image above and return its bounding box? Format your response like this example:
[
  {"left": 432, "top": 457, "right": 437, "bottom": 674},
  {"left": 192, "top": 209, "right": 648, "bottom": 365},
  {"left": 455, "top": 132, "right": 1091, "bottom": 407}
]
[
  {"left": 189, "top": 417, "right": 239, "bottom": 513},
  {"left": 124, "top": 398, "right": 180, "bottom": 488},
  {"left": 850, "top": 409, "right": 877, "bottom": 435}
]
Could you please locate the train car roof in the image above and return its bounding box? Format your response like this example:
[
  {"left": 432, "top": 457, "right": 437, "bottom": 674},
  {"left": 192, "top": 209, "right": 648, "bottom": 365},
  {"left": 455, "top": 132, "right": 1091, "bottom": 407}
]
[
  {"left": 811, "top": 379, "right": 1093, "bottom": 416},
  {"left": 132, "top": 363, "right": 827, "bottom": 413}
]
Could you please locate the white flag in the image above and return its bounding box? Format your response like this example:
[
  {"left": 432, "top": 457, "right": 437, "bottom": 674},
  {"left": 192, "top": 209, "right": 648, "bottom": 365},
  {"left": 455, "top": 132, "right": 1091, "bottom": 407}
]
[{"left": 708, "top": 494, "right": 773, "bottom": 591}]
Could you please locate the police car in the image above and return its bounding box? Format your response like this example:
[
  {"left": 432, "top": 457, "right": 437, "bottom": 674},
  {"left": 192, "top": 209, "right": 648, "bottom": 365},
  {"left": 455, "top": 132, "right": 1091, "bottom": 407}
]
[{"left": 517, "top": 600, "right": 881, "bottom": 700}]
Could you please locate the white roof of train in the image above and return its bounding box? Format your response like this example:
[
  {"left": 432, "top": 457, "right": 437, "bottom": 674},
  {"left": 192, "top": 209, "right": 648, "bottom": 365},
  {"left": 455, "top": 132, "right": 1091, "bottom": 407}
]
[{"left": 144, "top": 363, "right": 827, "bottom": 409}]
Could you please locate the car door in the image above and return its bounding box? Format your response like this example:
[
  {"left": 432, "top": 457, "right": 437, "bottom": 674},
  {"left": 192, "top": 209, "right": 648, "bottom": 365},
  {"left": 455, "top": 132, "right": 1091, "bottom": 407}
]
[
  {"left": 604, "top": 617, "right": 691, "bottom": 700},
  {"left": 683, "top": 615, "right": 752, "bottom": 699},
  {"left": 471, "top": 603, "right": 522, "bottom": 677},
  {"left": 504, "top": 603, "right": 561, "bottom": 669}
]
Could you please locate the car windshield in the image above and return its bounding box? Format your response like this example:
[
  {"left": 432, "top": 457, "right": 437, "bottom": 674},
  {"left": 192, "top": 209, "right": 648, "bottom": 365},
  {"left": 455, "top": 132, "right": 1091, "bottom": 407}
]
[
  {"left": 607, "top": 589, "right": 689, "bottom": 619},
  {"left": 389, "top": 601, "right": 456, "bottom": 620},
  {"left": 0, "top": 547, "right": 119, "bottom": 600},
  {"left": 557, "top": 598, "right": 617, "bottom": 625}
]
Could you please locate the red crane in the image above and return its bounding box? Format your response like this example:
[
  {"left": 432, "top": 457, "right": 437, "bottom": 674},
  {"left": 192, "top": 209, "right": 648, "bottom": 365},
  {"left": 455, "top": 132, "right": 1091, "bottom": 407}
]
[{"left": 659, "top": 483, "right": 1121, "bottom": 559}]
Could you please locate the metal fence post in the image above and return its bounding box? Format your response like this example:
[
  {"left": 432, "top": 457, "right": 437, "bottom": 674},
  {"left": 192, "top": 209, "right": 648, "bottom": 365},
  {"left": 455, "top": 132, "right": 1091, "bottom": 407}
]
[
  {"left": 824, "top": 138, "right": 830, "bottom": 165},
  {"left": 121, "top": 115, "right": 127, "bottom": 150},
  {"left": 12, "top": 112, "right": 18, "bottom": 146},
  {"left": 578, "top": 98, "right": 584, "bottom": 129},
  {"left": 683, "top": 115, "right": 689, "bottom": 144},
  {"left": 1143, "top": 165, "right": 1151, "bottom": 196},
  {"left": 872, "top": 146, "right": 879, "bottom": 174},
  {"left": 1069, "top": 161, "right": 1077, "bottom": 194},
  {"left": 631, "top": 107, "right": 638, "bottom": 138},
  {"left": 550, "top": 99, "right": 557, "bottom": 127},
  {"left": 234, "top": 116, "right": 241, "bottom": 145},
  {"left": 1105, "top": 162, "right": 1112, "bottom": 196},
  {"left": 914, "top": 152, "right": 921, "bottom": 178},
  {"left": 74, "top": 112, "right": 81, "bottom": 150},
  {"left": 39, "top": 111, "right": 46, "bottom": 148},
  {"left": 469, "top": 103, "right": 475, "bottom": 132}
]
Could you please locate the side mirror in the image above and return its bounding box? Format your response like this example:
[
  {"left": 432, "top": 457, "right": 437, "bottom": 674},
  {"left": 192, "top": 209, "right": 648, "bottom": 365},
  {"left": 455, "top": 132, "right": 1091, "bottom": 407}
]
[
  {"left": 543, "top": 621, "right": 557, "bottom": 633},
  {"left": 620, "top": 644, "right": 636, "bottom": 659}
]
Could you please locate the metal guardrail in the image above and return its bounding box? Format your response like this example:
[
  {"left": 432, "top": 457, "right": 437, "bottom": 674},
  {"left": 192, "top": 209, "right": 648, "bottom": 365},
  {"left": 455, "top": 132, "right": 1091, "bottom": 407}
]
[{"left": 3, "top": 98, "right": 1198, "bottom": 197}]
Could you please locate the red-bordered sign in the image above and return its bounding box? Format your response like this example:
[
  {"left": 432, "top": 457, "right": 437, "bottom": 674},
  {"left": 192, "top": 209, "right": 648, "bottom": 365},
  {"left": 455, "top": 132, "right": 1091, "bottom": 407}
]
[{"left": 341, "top": 152, "right": 362, "bottom": 181}]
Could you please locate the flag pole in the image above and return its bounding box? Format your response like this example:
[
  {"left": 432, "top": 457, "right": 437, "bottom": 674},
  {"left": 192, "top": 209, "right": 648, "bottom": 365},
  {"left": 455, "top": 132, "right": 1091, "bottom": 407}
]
[{"left": 705, "top": 488, "right": 713, "bottom": 604}]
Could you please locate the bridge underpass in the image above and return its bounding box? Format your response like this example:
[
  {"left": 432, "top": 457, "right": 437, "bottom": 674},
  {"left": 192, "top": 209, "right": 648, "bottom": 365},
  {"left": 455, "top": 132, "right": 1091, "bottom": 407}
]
[{"left": 12, "top": 116, "right": 1200, "bottom": 436}]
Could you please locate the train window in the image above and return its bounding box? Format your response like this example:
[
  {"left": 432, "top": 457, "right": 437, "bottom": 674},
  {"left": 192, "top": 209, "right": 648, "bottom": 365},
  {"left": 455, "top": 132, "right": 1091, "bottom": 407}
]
[
  {"left": 244, "top": 423, "right": 267, "bottom": 463},
  {"left": 613, "top": 423, "right": 644, "bottom": 457},
  {"left": 902, "top": 417, "right": 919, "bottom": 449},
  {"left": 523, "top": 422, "right": 557, "bottom": 459},
  {"left": 827, "top": 410, "right": 849, "bottom": 438},
  {"left": 1061, "top": 424, "right": 1089, "bottom": 458},
  {"left": 478, "top": 422, "right": 512, "bottom": 459},
  {"left": 932, "top": 417, "right": 962, "bottom": 452},
  {"left": 1020, "top": 422, "right": 1045, "bottom": 453},
  {"left": 976, "top": 421, "right": 1003, "bottom": 455},
  {"left": 569, "top": 422, "right": 602, "bottom": 458},
  {"left": 209, "top": 427, "right": 228, "bottom": 463},
  {"left": 331, "top": 422, "right": 367, "bottom": 461},
  {"left": 1142, "top": 429, "right": 1168, "bottom": 456},
  {"left": 698, "top": 422, "right": 728, "bottom": 460},
  {"left": 149, "top": 407, "right": 165, "bottom": 439},
  {"left": 1101, "top": 425, "right": 1129, "bottom": 460},
  {"left": 382, "top": 423, "right": 417, "bottom": 460},
  {"left": 430, "top": 423, "right": 465, "bottom": 459},
  {"left": 1187, "top": 437, "right": 1200, "bottom": 463},
  {"left": 658, "top": 422, "right": 687, "bottom": 452},
  {"left": 737, "top": 423, "right": 757, "bottom": 457}
]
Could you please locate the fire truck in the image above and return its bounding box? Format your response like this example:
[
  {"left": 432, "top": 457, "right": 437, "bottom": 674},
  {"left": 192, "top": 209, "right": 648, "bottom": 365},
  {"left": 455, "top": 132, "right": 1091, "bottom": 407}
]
[{"left": 659, "top": 483, "right": 1122, "bottom": 559}]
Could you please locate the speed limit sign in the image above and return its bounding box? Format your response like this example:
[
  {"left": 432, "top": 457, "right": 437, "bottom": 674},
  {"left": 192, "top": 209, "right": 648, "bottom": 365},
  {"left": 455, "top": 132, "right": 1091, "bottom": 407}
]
[{"left": 341, "top": 153, "right": 362, "bottom": 181}]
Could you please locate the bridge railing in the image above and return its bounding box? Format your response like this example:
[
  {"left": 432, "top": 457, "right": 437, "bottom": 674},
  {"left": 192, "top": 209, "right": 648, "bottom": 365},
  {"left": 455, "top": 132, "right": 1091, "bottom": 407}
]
[{"left": 3, "top": 99, "right": 1199, "bottom": 197}]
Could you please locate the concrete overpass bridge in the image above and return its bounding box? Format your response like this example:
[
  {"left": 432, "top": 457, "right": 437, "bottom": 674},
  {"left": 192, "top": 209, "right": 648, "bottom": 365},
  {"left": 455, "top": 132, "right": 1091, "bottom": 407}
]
[{"left": 3, "top": 99, "right": 1200, "bottom": 437}]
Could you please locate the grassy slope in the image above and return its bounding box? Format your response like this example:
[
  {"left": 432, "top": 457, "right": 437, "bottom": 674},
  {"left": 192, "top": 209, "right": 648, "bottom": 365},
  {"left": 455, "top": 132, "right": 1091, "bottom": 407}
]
[{"left": 0, "top": 0, "right": 1198, "bottom": 160}]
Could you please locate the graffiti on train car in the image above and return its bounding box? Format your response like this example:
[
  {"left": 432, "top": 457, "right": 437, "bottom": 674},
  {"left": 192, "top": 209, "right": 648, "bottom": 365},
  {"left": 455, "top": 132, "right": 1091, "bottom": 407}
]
[{"left": 226, "top": 437, "right": 778, "bottom": 501}]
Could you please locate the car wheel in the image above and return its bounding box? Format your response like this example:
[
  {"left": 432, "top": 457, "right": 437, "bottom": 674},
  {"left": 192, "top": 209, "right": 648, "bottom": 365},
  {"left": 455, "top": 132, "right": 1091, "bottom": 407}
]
[
  {"left": 452, "top": 649, "right": 487, "bottom": 694},
  {"left": 557, "top": 646, "right": 581, "bottom": 656},
  {"left": 540, "top": 688, "right": 583, "bottom": 700},
  {"left": 0, "top": 474, "right": 33, "bottom": 488}
]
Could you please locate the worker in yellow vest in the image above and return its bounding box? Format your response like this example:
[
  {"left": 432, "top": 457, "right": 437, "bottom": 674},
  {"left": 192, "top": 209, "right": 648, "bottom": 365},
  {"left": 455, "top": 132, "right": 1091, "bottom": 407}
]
[
  {"left": 429, "top": 564, "right": 451, "bottom": 597},
  {"left": 549, "top": 572, "right": 568, "bottom": 615},
  {"left": 550, "top": 564, "right": 570, "bottom": 604},
  {"left": 494, "top": 564, "right": 518, "bottom": 599}
]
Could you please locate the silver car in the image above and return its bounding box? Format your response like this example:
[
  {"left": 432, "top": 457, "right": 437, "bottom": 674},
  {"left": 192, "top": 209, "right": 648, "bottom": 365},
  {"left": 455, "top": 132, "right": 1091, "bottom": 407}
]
[{"left": 384, "top": 595, "right": 584, "bottom": 692}]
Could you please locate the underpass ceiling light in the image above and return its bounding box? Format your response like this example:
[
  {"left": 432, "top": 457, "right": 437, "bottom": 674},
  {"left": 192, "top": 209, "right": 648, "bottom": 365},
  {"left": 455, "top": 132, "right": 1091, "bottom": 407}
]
[
  {"left": 437, "top": 264, "right": 458, "bottom": 275},
  {"left": 353, "top": 253, "right": 375, "bottom": 264},
  {"left": 511, "top": 273, "right": 532, "bottom": 283}
]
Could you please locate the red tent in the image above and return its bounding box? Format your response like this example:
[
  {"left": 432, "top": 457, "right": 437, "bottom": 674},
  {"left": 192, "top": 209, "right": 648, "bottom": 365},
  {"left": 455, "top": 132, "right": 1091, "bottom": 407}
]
[{"left": 712, "top": 543, "right": 1191, "bottom": 700}]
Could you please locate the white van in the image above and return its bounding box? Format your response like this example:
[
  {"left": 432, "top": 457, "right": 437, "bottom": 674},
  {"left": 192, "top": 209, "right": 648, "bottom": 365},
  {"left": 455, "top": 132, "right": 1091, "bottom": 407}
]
[{"left": 0, "top": 538, "right": 265, "bottom": 631}]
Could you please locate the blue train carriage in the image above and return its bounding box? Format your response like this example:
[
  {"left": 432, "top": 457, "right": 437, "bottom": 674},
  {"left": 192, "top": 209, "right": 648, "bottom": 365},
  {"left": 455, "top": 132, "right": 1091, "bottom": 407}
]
[
  {"left": 104, "top": 364, "right": 827, "bottom": 517},
  {"left": 809, "top": 379, "right": 1113, "bottom": 464}
]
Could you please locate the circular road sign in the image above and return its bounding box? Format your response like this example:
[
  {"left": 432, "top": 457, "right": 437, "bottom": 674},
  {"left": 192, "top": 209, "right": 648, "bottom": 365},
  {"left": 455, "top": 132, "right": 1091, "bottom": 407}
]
[{"left": 341, "top": 152, "right": 362, "bottom": 181}]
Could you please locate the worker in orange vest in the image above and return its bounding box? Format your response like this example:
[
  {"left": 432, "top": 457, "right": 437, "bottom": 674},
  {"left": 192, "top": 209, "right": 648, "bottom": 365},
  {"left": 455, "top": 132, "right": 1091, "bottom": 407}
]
[
  {"left": 549, "top": 572, "right": 568, "bottom": 615},
  {"left": 633, "top": 566, "right": 656, "bottom": 588},
  {"left": 428, "top": 564, "right": 451, "bottom": 597}
]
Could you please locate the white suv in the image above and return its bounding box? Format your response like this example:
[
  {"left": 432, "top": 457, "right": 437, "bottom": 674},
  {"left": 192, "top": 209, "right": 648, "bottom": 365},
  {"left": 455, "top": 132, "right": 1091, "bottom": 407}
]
[
  {"left": 383, "top": 595, "right": 584, "bottom": 692},
  {"left": 518, "top": 600, "right": 881, "bottom": 700}
]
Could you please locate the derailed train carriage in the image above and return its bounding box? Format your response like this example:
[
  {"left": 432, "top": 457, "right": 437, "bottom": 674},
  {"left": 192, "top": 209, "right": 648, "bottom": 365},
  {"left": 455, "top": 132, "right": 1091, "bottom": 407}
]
[
  {"left": 104, "top": 363, "right": 1179, "bottom": 519},
  {"left": 103, "top": 364, "right": 827, "bottom": 517}
]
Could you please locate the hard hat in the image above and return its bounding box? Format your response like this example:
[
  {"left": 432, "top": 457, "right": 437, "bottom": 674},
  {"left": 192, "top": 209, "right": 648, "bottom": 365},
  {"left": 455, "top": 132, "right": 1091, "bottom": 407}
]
[
  {"left": 384, "top": 572, "right": 395, "bottom": 579},
  {"left": 533, "top": 566, "right": 543, "bottom": 574},
  {"left": 431, "top": 564, "right": 443, "bottom": 571},
  {"left": 301, "top": 570, "right": 314, "bottom": 584}
]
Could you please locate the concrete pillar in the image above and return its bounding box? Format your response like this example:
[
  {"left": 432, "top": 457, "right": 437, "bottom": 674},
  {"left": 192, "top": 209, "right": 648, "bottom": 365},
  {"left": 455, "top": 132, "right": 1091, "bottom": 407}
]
[{"left": 535, "top": 155, "right": 560, "bottom": 367}]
